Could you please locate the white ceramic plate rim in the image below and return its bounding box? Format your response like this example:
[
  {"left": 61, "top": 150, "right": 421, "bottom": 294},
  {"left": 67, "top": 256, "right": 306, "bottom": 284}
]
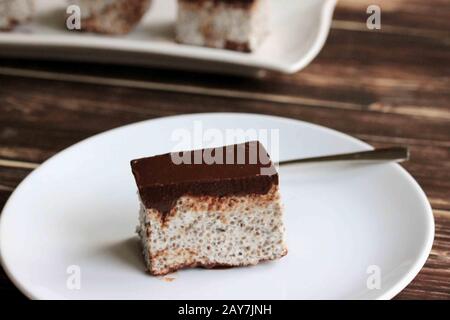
[
  {"left": 0, "top": 113, "right": 434, "bottom": 299},
  {"left": 0, "top": 0, "right": 337, "bottom": 74}
]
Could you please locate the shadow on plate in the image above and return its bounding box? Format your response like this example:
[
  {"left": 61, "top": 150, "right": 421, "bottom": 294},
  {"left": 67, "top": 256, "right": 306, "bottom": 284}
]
[{"left": 103, "top": 236, "right": 146, "bottom": 273}]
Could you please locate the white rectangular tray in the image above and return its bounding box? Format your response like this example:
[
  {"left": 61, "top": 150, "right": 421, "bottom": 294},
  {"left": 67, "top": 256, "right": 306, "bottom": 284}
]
[{"left": 0, "top": 0, "right": 337, "bottom": 75}]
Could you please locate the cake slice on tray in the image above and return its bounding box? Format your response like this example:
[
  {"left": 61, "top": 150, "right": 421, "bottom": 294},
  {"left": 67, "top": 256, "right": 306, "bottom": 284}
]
[
  {"left": 0, "top": 0, "right": 34, "bottom": 30},
  {"left": 131, "top": 141, "right": 287, "bottom": 276},
  {"left": 176, "top": 0, "right": 270, "bottom": 52},
  {"left": 70, "top": 0, "right": 152, "bottom": 35}
]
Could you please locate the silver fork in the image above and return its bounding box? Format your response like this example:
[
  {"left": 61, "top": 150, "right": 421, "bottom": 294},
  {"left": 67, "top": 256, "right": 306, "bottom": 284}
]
[{"left": 278, "top": 147, "right": 409, "bottom": 166}]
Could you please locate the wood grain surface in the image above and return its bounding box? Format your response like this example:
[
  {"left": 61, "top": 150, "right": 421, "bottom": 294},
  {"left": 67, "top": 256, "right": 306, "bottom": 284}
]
[{"left": 0, "top": 0, "right": 449, "bottom": 299}]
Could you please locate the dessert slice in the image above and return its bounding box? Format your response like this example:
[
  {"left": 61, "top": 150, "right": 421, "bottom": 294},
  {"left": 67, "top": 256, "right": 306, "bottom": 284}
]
[
  {"left": 131, "top": 141, "right": 287, "bottom": 276},
  {"left": 0, "top": 0, "right": 34, "bottom": 31},
  {"left": 176, "top": 0, "right": 269, "bottom": 52},
  {"left": 71, "top": 0, "right": 152, "bottom": 35}
]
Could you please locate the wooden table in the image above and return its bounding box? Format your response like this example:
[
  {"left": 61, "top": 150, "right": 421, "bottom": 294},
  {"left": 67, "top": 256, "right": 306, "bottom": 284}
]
[{"left": 0, "top": 0, "right": 449, "bottom": 299}]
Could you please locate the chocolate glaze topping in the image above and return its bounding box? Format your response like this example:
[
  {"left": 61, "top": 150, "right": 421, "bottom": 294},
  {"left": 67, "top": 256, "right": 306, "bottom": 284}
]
[{"left": 130, "top": 141, "right": 278, "bottom": 214}]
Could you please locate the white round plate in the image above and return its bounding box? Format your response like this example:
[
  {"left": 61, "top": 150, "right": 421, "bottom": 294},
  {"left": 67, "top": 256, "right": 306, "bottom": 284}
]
[{"left": 0, "top": 113, "right": 434, "bottom": 300}]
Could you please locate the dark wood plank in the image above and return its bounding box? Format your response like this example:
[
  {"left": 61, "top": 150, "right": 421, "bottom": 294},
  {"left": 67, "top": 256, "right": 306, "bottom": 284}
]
[
  {"left": 0, "top": 167, "right": 30, "bottom": 192},
  {"left": 335, "top": 0, "right": 450, "bottom": 32},
  {"left": 0, "top": 190, "right": 11, "bottom": 211},
  {"left": 1, "top": 24, "right": 449, "bottom": 120},
  {"left": 1, "top": 74, "right": 449, "bottom": 143}
]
